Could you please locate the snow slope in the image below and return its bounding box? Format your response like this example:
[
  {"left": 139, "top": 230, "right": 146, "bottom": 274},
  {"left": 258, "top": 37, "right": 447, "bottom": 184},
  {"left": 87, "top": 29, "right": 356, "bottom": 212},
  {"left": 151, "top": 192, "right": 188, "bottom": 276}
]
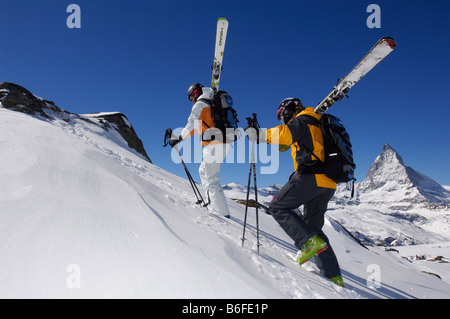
[{"left": 0, "top": 107, "right": 449, "bottom": 299}]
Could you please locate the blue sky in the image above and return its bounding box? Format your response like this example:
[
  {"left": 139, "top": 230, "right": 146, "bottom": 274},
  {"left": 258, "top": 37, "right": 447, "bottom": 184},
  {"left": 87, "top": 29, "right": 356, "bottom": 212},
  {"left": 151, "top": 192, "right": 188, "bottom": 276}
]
[{"left": 1, "top": 0, "right": 449, "bottom": 188}]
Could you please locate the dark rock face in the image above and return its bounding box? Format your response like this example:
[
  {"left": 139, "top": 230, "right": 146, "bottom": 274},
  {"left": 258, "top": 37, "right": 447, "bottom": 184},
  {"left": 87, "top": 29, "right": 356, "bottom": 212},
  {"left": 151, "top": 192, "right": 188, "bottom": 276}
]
[
  {"left": 87, "top": 112, "right": 151, "bottom": 163},
  {"left": 0, "top": 82, "right": 53, "bottom": 118},
  {"left": 0, "top": 82, "right": 151, "bottom": 162}
]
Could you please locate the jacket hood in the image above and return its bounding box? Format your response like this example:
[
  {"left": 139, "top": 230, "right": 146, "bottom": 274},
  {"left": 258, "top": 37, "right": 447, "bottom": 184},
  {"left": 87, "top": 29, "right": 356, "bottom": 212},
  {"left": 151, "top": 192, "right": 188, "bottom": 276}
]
[
  {"left": 297, "top": 107, "right": 321, "bottom": 121},
  {"left": 197, "top": 87, "right": 214, "bottom": 101}
]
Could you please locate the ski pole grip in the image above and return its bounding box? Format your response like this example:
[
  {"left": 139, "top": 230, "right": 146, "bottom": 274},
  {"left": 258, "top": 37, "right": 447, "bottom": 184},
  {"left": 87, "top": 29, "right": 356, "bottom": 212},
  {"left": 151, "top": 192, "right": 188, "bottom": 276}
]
[
  {"left": 246, "top": 117, "right": 253, "bottom": 127},
  {"left": 163, "top": 128, "right": 173, "bottom": 147},
  {"left": 252, "top": 113, "right": 260, "bottom": 128}
]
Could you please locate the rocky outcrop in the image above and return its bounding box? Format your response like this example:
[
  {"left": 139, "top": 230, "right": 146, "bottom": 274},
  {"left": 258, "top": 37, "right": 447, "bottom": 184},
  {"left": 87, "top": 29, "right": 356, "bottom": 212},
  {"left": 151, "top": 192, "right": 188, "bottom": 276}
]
[
  {"left": 84, "top": 112, "right": 151, "bottom": 162},
  {"left": 0, "top": 82, "right": 151, "bottom": 162}
]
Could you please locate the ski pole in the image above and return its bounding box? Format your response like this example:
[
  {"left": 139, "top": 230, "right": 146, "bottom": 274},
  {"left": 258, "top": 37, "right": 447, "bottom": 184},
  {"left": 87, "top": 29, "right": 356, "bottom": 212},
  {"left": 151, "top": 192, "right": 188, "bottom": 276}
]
[
  {"left": 163, "top": 129, "right": 208, "bottom": 208},
  {"left": 174, "top": 145, "right": 208, "bottom": 208},
  {"left": 241, "top": 147, "right": 253, "bottom": 247},
  {"left": 251, "top": 114, "right": 261, "bottom": 253},
  {"left": 241, "top": 114, "right": 261, "bottom": 252},
  {"left": 253, "top": 158, "right": 261, "bottom": 253}
]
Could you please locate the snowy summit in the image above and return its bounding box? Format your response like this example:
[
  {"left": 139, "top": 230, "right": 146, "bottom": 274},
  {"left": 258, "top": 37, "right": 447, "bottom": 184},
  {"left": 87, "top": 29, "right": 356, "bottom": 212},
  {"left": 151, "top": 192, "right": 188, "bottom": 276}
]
[{"left": 359, "top": 143, "right": 450, "bottom": 205}]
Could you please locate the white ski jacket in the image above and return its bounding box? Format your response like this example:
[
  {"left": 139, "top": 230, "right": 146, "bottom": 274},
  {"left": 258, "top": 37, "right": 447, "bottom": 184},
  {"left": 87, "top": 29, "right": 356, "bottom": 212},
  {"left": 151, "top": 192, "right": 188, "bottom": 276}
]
[{"left": 180, "top": 87, "right": 218, "bottom": 146}]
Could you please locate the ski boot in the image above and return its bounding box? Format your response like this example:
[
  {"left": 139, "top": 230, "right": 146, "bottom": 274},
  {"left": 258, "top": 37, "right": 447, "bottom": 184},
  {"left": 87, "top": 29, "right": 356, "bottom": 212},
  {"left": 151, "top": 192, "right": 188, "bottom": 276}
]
[
  {"left": 329, "top": 275, "right": 345, "bottom": 287},
  {"left": 296, "top": 235, "right": 328, "bottom": 265}
]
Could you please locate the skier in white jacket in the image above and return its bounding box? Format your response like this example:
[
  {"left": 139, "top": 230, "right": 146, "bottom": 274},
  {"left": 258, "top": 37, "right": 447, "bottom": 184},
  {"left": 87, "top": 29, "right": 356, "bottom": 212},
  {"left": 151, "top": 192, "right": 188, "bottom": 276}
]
[{"left": 169, "top": 83, "right": 231, "bottom": 218}]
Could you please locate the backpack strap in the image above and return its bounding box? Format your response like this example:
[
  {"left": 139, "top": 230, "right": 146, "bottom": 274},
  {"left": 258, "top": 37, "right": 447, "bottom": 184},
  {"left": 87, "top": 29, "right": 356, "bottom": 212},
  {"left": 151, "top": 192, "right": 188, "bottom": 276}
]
[
  {"left": 300, "top": 142, "right": 322, "bottom": 163},
  {"left": 297, "top": 138, "right": 326, "bottom": 174},
  {"left": 197, "top": 97, "right": 213, "bottom": 105},
  {"left": 197, "top": 97, "right": 213, "bottom": 129},
  {"left": 296, "top": 114, "right": 325, "bottom": 168},
  {"left": 196, "top": 97, "right": 215, "bottom": 141}
]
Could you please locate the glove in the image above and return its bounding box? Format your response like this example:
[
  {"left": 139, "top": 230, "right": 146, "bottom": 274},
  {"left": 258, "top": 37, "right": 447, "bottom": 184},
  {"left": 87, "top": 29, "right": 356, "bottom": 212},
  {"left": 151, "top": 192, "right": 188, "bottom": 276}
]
[
  {"left": 169, "top": 135, "right": 182, "bottom": 148},
  {"left": 245, "top": 126, "right": 267, "bottom": 144}
]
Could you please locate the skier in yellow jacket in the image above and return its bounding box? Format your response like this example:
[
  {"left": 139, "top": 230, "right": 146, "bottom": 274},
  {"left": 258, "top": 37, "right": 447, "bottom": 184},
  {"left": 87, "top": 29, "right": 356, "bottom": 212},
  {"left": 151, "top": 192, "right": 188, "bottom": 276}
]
[
  {"left": 265, "top": 98, "right": 344, "bottom": 287},
  {"left": 169, "top": 83, "right": 231, "bottom": 218}
]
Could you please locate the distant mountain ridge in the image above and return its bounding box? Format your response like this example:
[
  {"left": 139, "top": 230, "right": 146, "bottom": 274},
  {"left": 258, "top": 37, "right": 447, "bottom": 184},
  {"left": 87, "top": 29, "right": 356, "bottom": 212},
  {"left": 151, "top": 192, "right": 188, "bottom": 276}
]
[
  {"left": 224, "top": 143, "right": 450, "bottom": 246},
  {"left": 224, "top": 143, "right": 450, "bottom": 208}
]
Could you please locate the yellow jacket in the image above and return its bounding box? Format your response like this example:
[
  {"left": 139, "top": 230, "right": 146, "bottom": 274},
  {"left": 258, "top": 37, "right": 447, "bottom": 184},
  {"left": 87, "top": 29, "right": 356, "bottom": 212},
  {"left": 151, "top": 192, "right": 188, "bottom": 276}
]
[{"left": 265, "top": 107, "right": 336, "bottom": 189}]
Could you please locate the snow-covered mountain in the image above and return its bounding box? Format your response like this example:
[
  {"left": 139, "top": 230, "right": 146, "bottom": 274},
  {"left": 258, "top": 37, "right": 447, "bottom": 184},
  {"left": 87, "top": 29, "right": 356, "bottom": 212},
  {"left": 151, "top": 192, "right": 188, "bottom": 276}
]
[
  {"left": 224, "top": 144, "right": 450, "bottom": 248},
  {"left": 358, "top": 143, "right": 450, "bottom": 206},
  {"left": 330, "top": 144, "right": 450, "bottom": 247},
  {"left": 0, "top": 84, "right": 449, "bottom": 299}
]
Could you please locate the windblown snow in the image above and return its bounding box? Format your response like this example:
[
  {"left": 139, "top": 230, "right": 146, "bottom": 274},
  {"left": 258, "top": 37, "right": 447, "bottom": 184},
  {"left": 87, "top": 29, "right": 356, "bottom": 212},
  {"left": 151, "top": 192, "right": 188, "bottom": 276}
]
[{"left": 0, "top": 107, "right": 449, "bottom": 299}]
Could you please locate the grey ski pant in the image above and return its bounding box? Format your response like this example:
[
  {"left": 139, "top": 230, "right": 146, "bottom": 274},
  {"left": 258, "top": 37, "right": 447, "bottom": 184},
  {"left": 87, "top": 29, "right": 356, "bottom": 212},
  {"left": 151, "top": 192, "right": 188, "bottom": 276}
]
[{"left": 269, "top": 173, "right": 341, "bottom": 278}]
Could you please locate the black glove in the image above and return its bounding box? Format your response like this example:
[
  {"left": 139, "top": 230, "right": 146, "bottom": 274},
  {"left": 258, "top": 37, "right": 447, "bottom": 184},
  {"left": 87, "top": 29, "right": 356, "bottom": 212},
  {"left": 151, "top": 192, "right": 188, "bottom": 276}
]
[{"left": 169, "top": 135, "right": 182, "bottom": 148}]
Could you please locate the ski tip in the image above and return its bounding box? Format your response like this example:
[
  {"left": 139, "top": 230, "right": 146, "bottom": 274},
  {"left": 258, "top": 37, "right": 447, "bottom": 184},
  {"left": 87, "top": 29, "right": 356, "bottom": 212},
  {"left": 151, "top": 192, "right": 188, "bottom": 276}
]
[
  {"left": 381, "top": 36, "right": 397, "bottom": 50},
  {"left": 217, "top": 17, "right": 228, "bottom": 28}
]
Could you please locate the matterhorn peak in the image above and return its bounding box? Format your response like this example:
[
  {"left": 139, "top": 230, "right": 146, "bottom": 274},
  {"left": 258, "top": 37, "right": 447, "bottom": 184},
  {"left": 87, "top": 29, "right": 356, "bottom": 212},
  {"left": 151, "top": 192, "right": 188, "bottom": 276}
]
[
  {"left": 382, "top": 143, "right": 394, "bottom": 152},
  {"left": 358, "top": 143, "right": 450, "bottom": 205},
  {"left": 380, "top": 143, "right": 405, "bottom": 165},
  {"left": 360, "top": 143, "right": 408, "bottom": 190}
]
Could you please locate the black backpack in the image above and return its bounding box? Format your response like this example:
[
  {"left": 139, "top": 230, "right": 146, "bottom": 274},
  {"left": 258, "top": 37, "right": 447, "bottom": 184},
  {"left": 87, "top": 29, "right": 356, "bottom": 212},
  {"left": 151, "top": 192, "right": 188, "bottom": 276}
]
[
  {"left": 320, "top": 114, "right": 356, "bottom": 184},
  {"left": 198, "top": 90, "right": 239, "bottom": 143},
  {"left": 302, "top": 114, "right": 356, "bottom": 185}
]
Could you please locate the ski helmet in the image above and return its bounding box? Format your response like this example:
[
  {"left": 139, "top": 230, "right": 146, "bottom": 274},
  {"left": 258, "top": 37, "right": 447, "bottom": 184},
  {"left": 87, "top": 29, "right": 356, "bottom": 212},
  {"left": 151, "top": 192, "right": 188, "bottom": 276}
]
[
  {"left": 187, "top": 83, "right": 203, "bottom": 102},
  {"left": 277, "top": 98, "right": 304, "bottom": 124}
]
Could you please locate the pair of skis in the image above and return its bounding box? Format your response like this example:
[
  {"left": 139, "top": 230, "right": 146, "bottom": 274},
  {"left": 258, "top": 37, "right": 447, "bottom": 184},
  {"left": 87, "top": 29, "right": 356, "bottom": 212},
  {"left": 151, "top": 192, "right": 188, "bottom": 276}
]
[
  {"left": 315, "top": 37, "right": 397, "bottom": 114},
  {"left": 212, "top": 17, "right": 397, "bottom": 114},
  {"left": 211, "top": 18, "right": 228, "bottom": 91},
  {"left": 210, "top": 19, "right": 261, "bottom": 252}
]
